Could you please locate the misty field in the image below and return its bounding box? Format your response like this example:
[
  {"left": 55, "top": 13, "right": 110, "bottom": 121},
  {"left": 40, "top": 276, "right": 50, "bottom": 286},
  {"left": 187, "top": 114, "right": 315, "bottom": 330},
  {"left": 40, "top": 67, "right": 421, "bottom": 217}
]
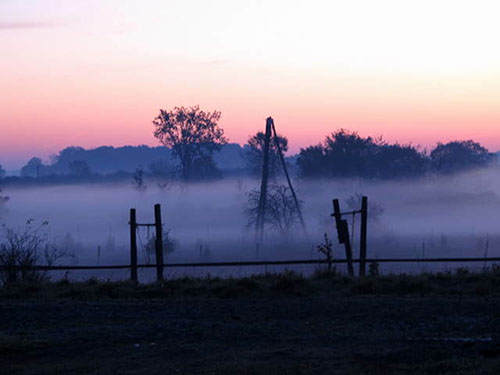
[{"left": 2, "top": 168, "right": 500, "bottom": 279}]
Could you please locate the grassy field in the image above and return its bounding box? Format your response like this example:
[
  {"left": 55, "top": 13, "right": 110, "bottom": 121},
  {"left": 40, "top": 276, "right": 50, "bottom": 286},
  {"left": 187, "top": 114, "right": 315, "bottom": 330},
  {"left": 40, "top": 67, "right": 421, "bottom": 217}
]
[
  {"left": 2, "top": 267, "right": 500, "bottom": 299},
  {"left": 1, "top": 269, "right": 500, "bottom": 374}
]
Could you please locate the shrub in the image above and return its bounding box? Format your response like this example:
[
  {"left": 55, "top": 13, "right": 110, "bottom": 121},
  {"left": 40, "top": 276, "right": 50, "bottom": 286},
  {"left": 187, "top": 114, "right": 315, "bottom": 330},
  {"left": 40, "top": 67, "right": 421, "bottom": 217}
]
[
  {"left": 0, "top": 220, "right": 68, "bottom": 284},
  {"left": 143, "top": 229, "right": 176, "bottom": 262},
  {"left": 316, "top": 233, "right": 335, "bottom": 274}
]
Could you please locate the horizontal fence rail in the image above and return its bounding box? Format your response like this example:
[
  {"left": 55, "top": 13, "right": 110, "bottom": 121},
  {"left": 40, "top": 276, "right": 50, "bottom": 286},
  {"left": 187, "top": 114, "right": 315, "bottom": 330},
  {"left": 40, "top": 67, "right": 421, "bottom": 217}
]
[{"left": 2, "top": 257, "right": 500, "bottom": 272}]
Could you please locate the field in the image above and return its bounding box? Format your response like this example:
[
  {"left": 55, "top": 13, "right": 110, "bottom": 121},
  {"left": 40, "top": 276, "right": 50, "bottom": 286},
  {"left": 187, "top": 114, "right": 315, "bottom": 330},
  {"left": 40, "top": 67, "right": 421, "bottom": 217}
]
[
  {"left": 3, "top": 171, "right": 500, "bottom": 277},
  {"left": 1, "top": 271, "right": 500, "bottom": 374}
]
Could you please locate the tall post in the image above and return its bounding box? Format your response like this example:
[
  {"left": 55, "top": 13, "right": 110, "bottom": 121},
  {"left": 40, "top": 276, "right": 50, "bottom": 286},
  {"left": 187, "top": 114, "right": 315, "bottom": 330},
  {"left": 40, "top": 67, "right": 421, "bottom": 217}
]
[
  {"left": 332, "top": 199, "right": 354, "bottom": 277},
  {"left": 359, "top": 196, "right": 368, "bottom": 277},
  {"left": 332, "top": 200, "right": 344, "bottom": 244},
  {"left": 129, "top": 209, "right": 138, "bottom": 283},
  {"left": 255, "top": 117, "right": 273, "bottom": 241},
  {"left": 341, "top": 219, "right": 354, "bottom": 277},
  {"left": 154, "top": 204, "right": 164, "bottom": 282}
]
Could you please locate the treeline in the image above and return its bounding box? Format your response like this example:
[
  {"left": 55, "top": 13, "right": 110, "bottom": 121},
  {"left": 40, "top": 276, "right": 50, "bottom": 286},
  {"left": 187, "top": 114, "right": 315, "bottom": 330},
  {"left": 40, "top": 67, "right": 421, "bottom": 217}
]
[
  {"left": 0, "top": 144, "right": 248, "bottom": 185},
  {"left": 0, "top": 129, "right": 498, "bottom": 185},
  {"left": 297, "top": 129, "right": 496, "bottom": 179}
]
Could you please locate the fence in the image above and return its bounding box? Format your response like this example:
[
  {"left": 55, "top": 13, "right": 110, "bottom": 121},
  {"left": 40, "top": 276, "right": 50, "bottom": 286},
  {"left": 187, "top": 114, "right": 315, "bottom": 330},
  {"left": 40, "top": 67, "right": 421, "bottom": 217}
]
[
  {"left": 2, "top": 203, "right": 499, "bottom": 283},
  {"left": 1, "top": 257, "right": 500, "bottom": 283}
]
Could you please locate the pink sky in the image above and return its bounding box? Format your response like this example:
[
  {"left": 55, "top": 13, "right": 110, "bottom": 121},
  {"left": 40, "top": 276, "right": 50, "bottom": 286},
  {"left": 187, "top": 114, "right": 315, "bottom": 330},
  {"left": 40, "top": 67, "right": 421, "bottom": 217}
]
[{"left": 1, "top": 0, "right": 500, "bottom": 169}]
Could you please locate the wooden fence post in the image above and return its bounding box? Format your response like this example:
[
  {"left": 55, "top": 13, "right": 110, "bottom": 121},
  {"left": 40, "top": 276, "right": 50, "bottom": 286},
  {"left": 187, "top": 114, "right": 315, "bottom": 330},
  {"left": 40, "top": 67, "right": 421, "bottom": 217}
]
[
  {"left": 332, "top": 200, "right": 343, "bottom": 243},
  {"left": 341, "top": 219, "right": 354, "bottom": 277},
  {"left": 359, "top": 196, "right": 368, "bottom": 277},
  {"left": 332, "top": 199, "right": 354, "bottom": 277},
  {"left": 154, "top": 204, "right": 164, "bottom": 282},
  {"left": 129, "top": 208, "right": 138, "bottom": 283}
]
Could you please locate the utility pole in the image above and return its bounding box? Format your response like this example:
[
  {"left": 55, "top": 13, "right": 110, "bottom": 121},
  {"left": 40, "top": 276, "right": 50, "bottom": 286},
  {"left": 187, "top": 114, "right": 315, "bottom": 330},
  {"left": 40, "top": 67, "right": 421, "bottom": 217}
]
[
  {"left": 255, "top": 117, "right": 273, "bottom": 241},
  {"left": 255, "top": 117, "right": 307, "bottom": 242}
]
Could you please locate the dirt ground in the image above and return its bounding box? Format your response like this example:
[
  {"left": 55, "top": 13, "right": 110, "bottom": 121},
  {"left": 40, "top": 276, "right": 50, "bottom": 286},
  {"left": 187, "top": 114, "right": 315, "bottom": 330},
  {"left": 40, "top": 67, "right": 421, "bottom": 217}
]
[{"left": 1, "top": 295, "right": 500, "bottom": 374}]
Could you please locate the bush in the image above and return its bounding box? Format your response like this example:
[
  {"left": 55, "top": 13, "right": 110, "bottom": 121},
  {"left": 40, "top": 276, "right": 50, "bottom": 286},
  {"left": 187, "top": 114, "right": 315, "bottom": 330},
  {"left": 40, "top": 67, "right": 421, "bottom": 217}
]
[
  {"left": 316, "top": 233, "right": 335, "bottom": 274},
  {"left": 143, "top": 229, "right": 176, "bottom": 263},
  {"left": 0, "top": 220, "right": 67, "bottom": 284}
]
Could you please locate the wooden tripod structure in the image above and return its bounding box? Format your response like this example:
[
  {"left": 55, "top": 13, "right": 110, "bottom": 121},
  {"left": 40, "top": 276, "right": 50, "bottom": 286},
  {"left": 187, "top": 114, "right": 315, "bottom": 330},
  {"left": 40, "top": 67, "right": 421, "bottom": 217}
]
[{"left": 255, "top": 117, "right": 307, "bottom": 241}]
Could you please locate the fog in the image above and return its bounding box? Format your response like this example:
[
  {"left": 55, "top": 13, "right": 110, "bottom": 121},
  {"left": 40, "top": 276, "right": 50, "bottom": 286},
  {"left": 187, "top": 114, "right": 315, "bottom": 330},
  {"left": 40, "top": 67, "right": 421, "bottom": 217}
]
[{"left": 1, "top": 166, "right": 500, "bottom": 279}]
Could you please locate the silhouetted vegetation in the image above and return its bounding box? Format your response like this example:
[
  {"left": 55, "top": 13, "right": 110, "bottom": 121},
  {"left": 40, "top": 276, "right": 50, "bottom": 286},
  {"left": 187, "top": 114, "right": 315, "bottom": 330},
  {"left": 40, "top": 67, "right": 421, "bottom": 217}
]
[
  {"left": 316, "top": 233, "right": 334, "bottom": 273},
  {"left": 148, "top": 159, "right": 174, "bottom": 178},
  {"left": 131, "top": 165, "right": 147, "bottom": 191},
  {"left": 430, "top": 140, "right": 493, "bottom": 174},
  {"left": 297, "top": 129, "right": 495, "bottom": 179},
  {"left": 0, "top": 220, "right": 67, "bottom": 284},
  {"left": 152, "top": 105, "right": 227, "bottom": 181},
  {"left": 68, "top": 160, "right": 91, "bottom": 177},
  {"left": 20, "top": 157, "right": 46, "bottom": 178},
  {"left": 245, "top": 131, "right": 289, "bottom": 177},
  {"left": 50, "top": 145, "right": 174, "bottom": 174},
  {"left": 3, "top": 268, "right": 500, "bottom": 298},
  {"left": 245, "top": 185, "right": 304, "bottom": 235},
  {"left": 2, "top": 128, "right": 497, "bottom": 186},
  {"left": 142, "top": 229, "right": 177, "bottom": 264}
]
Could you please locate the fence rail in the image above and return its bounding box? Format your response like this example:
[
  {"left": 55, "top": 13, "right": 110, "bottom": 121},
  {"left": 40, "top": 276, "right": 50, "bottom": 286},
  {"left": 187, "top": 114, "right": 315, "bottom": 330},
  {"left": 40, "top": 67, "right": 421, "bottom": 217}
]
[{"left": 2, "top": 256, "right": 500, "bottom": 272}]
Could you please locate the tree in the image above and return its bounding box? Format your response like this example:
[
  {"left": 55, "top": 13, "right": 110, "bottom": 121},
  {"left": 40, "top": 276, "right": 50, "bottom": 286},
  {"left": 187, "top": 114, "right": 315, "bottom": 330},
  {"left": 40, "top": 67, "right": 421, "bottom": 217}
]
[
  {"left": 152, "top": 106, "right": 227, "bottom": 181},
  {"left": 0, "top": 165, "right": 5, "bottom": 180},
  {"left": 0, "top": 220, "right": 68, "bottom": 283},
  {"left": 297, "top": 129, "right": 377, "bottom": 178},
  {"left": 430, "top": 140, "right": 494, "bottom": 174},
  {"left": 323, "top": 129, "right": 377, "bottom": 177},
  {"left": 245, "top": 131, "right": 288, "bottom": 177},
  {"left": 68, "top": 160, "right": 91, "bottom": 177},
  {"left": 20, "top": 157, "right": 46, "bottom": 178},
  {"left": 297, "top": 130, "right": 430, "bottom": 179},
  {"left": 296, "top": 145, "right": 326, "bottom": 178},
  {"left": 148, "top": 160, "right": 174, "bottom": 178},
  {"left": 245, "top": 185, "right": 303, "bottom": 236},
  {"left": 143, "top": 229, "right": 176, "bottom": 263},
  {"left": 372, "top": 144, "right": 428, "bottom": 179},
  {"left": 132, "top": 166, "right": 147, "bottom": 191}
]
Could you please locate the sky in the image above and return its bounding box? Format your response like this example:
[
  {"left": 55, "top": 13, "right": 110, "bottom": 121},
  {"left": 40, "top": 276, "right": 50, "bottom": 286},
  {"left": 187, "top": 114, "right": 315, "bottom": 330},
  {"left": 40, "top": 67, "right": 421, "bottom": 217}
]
[{"left": 1, "top": 0, "right": 500, "bottom": 169}]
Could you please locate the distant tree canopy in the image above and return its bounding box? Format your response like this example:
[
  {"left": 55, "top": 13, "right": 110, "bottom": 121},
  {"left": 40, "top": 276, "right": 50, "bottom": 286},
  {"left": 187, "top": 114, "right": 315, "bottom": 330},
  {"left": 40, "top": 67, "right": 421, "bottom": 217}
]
[
  {"left": 68, "top": 160, "right": 91, "bottom": 177},
  {"left": 245, "top": 131, "right": 288, "bottom": 177},
  {"left": 430, "top": 140, "right": 494, "bottom": 174},
  {"left": 152, "top": 106, "right": 227, "bottom": 181},
  {"left": 297, "top": 129, "right": 494, "bottom": 179},
  {"left": 3, "top": 128, "right": 496, "bottom": 185},
  {"left": 20, "top": 157, "right": 47, "bottom": 178},
  {"left": 148, "top": 160, "right": 174, "bottom": 178}
]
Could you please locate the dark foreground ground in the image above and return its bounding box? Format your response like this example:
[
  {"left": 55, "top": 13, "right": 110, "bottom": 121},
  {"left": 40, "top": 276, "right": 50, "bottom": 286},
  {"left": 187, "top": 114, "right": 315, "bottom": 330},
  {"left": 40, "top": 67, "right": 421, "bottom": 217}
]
[{"left": 1, "top": 272, "right": 500, "bottom": 374}]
